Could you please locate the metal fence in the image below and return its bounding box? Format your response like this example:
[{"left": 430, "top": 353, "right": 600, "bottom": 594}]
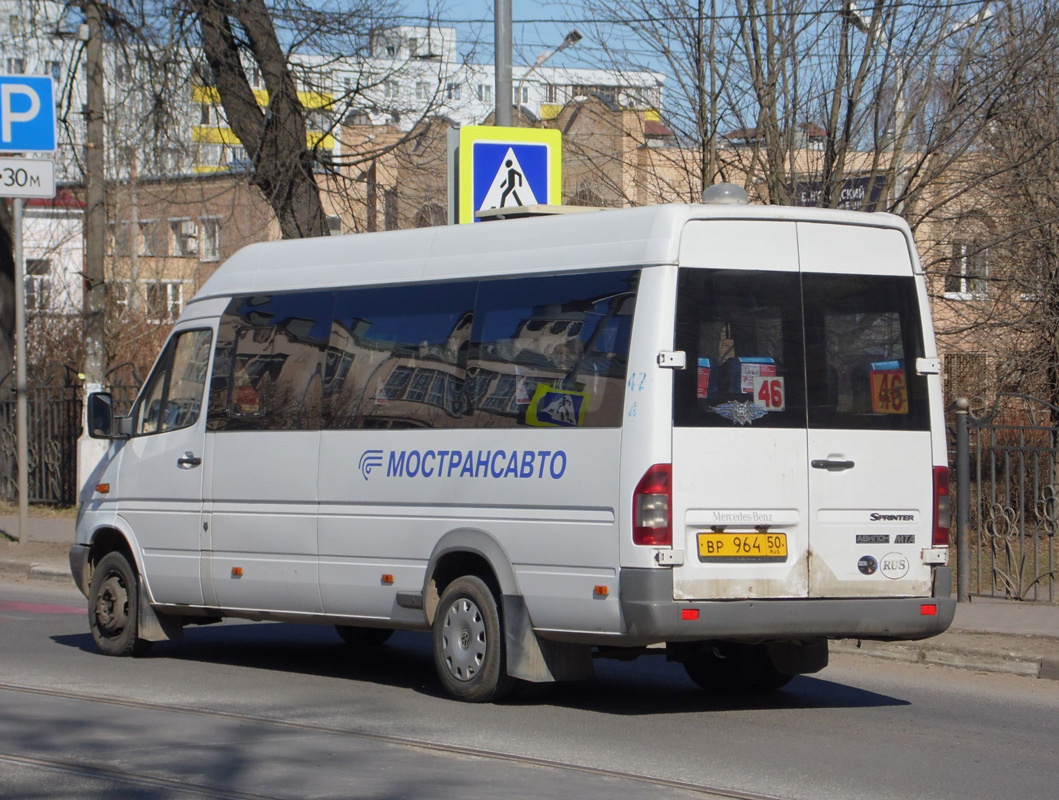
[
  {"left": 954, "top": 394, "right": 1058, "bottom": 602},
  {"left": 1, "top": 381, "right": 140, "bottom": 507},
  {"left": 0, "top": 382, "right": 82, "bottom": 505}
]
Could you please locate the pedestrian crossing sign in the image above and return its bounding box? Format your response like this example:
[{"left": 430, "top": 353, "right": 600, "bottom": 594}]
[{"left": 456, "top": 126, "right": 562, "bottom": 224}]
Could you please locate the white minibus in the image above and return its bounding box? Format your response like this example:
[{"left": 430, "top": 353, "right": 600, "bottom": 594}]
[{"left": 71, "top": 201, "right": 954, "bottom": 702}]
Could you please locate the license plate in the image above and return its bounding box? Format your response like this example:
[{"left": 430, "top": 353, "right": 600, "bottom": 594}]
[{"left": 698, "top": 532, "right": 788, "bottom": 562}]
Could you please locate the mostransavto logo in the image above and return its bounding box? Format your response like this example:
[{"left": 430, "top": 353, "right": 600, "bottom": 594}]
[{"left": 359, "top": 448, "right": 568, "bottom": 481}]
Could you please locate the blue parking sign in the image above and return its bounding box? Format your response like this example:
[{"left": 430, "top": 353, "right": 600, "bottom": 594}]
[{"left": 0, "top": 76, "right": 56, "bottom": 153}]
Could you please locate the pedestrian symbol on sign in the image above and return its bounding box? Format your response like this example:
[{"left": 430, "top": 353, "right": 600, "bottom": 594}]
[{"left": 480, "top": 148, "right": 538, "bottom": 211}]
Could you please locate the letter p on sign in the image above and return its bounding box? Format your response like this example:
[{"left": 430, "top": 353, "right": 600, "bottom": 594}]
[{"left": 0, "top": 76, "right": 56, "bottom": 153}]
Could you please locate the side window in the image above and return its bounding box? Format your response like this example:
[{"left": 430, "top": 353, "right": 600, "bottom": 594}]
[
  {"left": 208, "top": 292, "right": 334, "bottom": 431},
  {"left": 325, "top": 281, "right": 477, "bottom": 430},
  {"left": 803, "top": 273, "right": 929, "bottom": 430},
  {"left": 673, "top": 270, "right": 805, "bottom": 428},
  {"left": 135, "top": 329, "right": 213, "bottom": 435},
  {"left": 468, "top": 270, "right": 639, "bottom": 428}
]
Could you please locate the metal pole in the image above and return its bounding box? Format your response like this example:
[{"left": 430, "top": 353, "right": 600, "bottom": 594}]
[
  {"left": 13, "top": 198, "right": 28, "bottom": 544},
  {"left": 955, "top": 397, "right": 971, "bottom": 602},
  {"left": 83, "top": 1, "right": 106, "bottom": 386},
  {"left": 494, "top": 0, "right": 512, "bottom": 127}
]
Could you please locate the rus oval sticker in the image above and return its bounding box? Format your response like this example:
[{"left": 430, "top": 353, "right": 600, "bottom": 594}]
[{"left": 880, "top": 552, "right": 909, "bottom": 580}]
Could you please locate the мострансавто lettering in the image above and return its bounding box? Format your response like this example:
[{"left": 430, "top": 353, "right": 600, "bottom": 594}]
[{"left": 381, "top": 449, "right": 568, "bottom": 480}]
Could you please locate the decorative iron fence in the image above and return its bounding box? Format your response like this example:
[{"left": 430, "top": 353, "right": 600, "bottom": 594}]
[
  {"left": 954, "top": 394, "right": 1058, "bottom": 602},
  {"left": 0, "top": 382, "right": 82, "bottom": 505},
  {"left": 1, "top": 381, "right": 140, "bottom": 507}
]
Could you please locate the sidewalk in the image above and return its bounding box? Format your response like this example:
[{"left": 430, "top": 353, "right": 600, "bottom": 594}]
[{"left": 2, "top": 513, "right": 1057, "bottom": 681}]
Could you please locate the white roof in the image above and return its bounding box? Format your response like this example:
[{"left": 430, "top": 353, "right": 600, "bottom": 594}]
[{"left": 191, "top": 203, "right": 910, "bottom": 304}]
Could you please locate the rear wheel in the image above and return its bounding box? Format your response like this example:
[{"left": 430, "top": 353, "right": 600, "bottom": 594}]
[
  {"left": 682, "top": 642, "right": 792, "bottom": 693},
  {"left": 335, "top": 626, "right": 394, "bottom": 646},
  {"left": 432, "top": 576, "right": 514, "bottom": 703},
  {"left": 88, "top": 551, "right": 152, "bottom": 657}
]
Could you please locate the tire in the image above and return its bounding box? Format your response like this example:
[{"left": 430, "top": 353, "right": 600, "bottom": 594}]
[
  {"left": 432, "top": 575, "right": 514, "bottom": 703},
  {"left": 88, "top": 551, "right": 152, "bottom": 657},
  {"left": 335, "top": 625, "right": 394, "bottom": 646},
  {"left": 682, "top": 642, "right": 792, "bottom": 693}
]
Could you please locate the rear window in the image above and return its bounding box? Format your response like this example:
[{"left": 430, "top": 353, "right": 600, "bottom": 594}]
[{"left": 673, "top": 270, "right": 929, "bottom": 431}]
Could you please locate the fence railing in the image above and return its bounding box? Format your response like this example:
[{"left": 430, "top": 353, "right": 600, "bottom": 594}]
[
  {"left": 954, "top": 394, "right": 1058, "bottom": 602},
  {"left": 1, "top": 382, "right": 140, "bottom": 506}
]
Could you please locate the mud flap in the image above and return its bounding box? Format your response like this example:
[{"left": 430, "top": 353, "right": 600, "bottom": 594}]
[
  {"left": 766, "top": 639, "right": 828, "bottom": 675},
  {"left": 137, "top": 585, "right": 185, "bottom": 642},
  {"left": 503, "top": 595, "right": 594, "bottom": 683}
]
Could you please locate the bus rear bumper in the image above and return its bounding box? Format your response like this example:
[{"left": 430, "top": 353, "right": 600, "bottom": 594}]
[{"left": 620, "top": 566, "right": 956, "bottom": 642}]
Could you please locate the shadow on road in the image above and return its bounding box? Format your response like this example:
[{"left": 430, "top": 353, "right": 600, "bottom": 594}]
[{"left": 52, "top": 623, "right": 909, "bottom": 713}]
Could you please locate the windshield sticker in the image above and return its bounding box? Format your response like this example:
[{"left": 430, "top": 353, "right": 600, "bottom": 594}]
[{"left": 708, "top": 400, "right": 768, "bottom": 426}]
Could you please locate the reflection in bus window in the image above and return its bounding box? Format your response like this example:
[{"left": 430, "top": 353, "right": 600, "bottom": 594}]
[
  {"left": 208, "top": 292, "right": 333, "bottom": 431},
  {"left": 325, "top": 282, "right": 476, "bottom": 430},
  {"left": 468, "top": 270, "right": 639, "bottom": 428},
  {"left": 136, "top": 329, "right": 212, "bottom": 435}
]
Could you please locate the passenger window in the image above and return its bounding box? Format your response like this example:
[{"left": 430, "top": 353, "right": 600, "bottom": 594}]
[
  {"left": 325, "top": 281, "right": 477, "bottom": 430},
  {"left": 673, "top": 270, "right": 805, "bottom": 428},
  {"left": 135, "top": 329, "right": 212, "bottom": 435},
  {"left": 209, "top": 292, "right": 333, "bottom": 431},
  {"left": 468, "top": 270, "right": 639, "bottom": 428},
  {"left": 803, "top": 274, "right": 929, "bottom": 431}
]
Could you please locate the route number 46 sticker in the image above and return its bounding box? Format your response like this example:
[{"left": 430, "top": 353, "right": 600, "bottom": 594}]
[{"left": 753, "top": 376, "right": 785, "bottom": 411}]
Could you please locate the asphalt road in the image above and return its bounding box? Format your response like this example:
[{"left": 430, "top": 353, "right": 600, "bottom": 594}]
[{"left": 2, "top": 579, "right": 1057, "bottom": 800}]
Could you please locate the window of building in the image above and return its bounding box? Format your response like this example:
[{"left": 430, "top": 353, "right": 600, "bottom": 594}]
[
  {"left": 446, "top": 82, "right": 461, "bottom": 101},
  {"left": 199, "top": 218, "right": 221, "bottom": 262},
  {"left": 170, "top": 219, "right": 198, "bottom": 257},
  {"left": 415, "top": 81, "right": 435, "bottom": 101},
  {"left": 6, "top": 58, "right": 24, "bottom": 74},
  {"left": 46, "top": 61, "right": 61, "bottom": 82},
  {"left": 477, "top": 84, "right": 492, "bottom": 103},
  {"left": 945, "top": 241, "right": 988, "bottom": 298},
  {"left": 519, "top": 85, "right": 529, "bottom": 103},
  {"left": 138, "top": 221, "right": 167, "bottom": 257},
  {"left": 145, "top": 280, "right": 186, "bottom": 322},
  {"left": 25, "top": 259, "right": 51, "bottom": 312}
]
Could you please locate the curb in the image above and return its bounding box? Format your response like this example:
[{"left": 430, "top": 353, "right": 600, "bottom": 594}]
[
  {"left": 0, "top": 560, "right": 72, "bottom": 585},
  {"left": 832, "top": 638, "right": 1056, "bottom": 681}
]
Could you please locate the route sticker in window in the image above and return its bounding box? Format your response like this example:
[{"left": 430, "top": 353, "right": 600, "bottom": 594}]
[
  {"left": 752, "top": 375, "right": 785, "bottom": 411},
  {"left": 733, "top": 357, "right": 776, "bottom": 394},
  {"left": 526, "top": 385, "right": 588, "bottom": 427},
  {"left": 696, "top": 357, "right": 712, "bottom": 399},
  {"left": 870, "top": 360, "right": 908, "bottom": 414}
]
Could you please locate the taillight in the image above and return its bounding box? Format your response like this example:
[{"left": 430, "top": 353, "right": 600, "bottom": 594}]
[
  {"left": 933, "top": 466, "right": 951, "bottom": 547},
  {"left": 634, "top": 464, "right": 671, "bottom": 546}
]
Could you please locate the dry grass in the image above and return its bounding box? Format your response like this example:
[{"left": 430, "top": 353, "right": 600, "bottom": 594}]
[{"left": 0, "top": 501, "right": 77, "bottom": 520}]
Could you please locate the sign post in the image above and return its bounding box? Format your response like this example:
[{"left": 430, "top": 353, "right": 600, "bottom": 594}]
[
  {"left": 0, "top": 75, "right": 57, "bottom": 544},
  {"left": 449, "top": 125, "right": 561, "bottom": 224}
]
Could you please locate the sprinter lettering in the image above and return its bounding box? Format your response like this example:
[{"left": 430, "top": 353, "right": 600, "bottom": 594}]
[{"left": 377, "top": 449, "right": 567, "bottom": 480}]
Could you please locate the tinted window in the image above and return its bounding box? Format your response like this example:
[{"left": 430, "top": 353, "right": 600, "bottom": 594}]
[
  {"left": 468, "top": 270, "right": 638, "bottom": 428},
  {"left": 208, "top": 292, "right": 333, "bottom": 431},
  {"left": 674, "top": 270, "right": 805, "bottom": 428},
  {"left": 803, "top": 273, "right": 928, "bottom": 431},
  {"left": 324, "top": 281, "right": 477, "bottom": 430},
  {"left": 135, "top": 329, "right": 212, "bottom": 435}
]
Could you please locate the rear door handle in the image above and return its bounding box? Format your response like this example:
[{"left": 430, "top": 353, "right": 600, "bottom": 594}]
[
  {"left": 177, "top": 452, "right": 203, "bottom": 469},
  {"left": 811, "top": 459, "right": 855, "bottom": 471}
]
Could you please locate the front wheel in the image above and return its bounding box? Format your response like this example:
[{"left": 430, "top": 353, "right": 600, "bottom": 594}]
[
  {"left": 432, "top": 576, "right": 514, "bottom": 703},
  {"left": 88, "top": 551, "right": 152, "bottom": 657}
]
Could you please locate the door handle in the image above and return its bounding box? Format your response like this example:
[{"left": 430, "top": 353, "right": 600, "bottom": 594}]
[
  {"left": 177, "top": 452, "right": 203, "bottom": 469},
  {"left": 811, "top": 459, "right": 855, "bottom": 471}
]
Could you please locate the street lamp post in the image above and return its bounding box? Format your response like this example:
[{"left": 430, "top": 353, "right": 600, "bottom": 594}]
[{"left": 515, "top": 29, "right": 582, "bottom": 126}]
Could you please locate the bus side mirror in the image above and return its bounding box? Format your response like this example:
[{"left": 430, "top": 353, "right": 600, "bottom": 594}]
[{"left": 86, "top": 392, "right": 129, "bottom": 439}]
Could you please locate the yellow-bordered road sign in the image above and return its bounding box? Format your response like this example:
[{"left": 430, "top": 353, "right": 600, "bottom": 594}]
[{"left": 456, "top": 126, "right": 561, "bottom": 224}]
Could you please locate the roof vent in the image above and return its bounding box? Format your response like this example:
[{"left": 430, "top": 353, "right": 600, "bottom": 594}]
[{"left": 702, "top": 183, "right": 749, "bottom": 205}]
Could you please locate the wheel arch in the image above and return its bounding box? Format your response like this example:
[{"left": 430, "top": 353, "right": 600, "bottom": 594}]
[{"left": 423, "top": 528, "right": 519, "bottom": 626}]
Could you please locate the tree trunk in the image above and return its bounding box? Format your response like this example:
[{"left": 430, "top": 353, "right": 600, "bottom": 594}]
[{"left": 194, "top": 0, "right": 328, "bottom": 239}]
